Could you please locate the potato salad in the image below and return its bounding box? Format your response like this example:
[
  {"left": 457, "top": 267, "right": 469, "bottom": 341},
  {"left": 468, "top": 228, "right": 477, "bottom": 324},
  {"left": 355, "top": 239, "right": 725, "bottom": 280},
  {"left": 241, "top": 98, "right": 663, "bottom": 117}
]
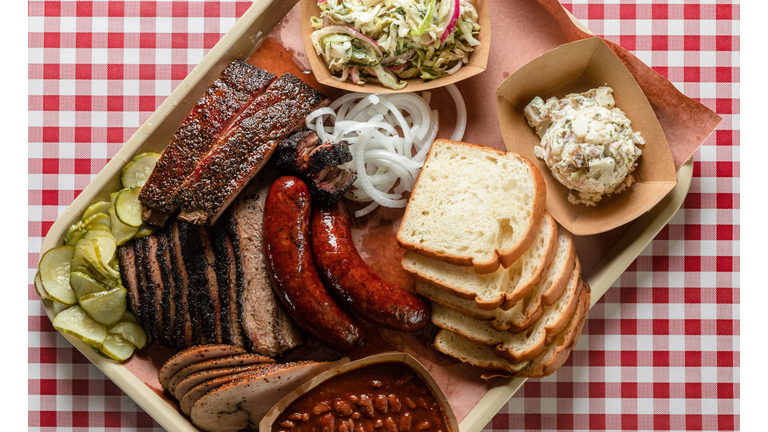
[{"left": 524, "top": 86, "right": 644, "bottom": 206}]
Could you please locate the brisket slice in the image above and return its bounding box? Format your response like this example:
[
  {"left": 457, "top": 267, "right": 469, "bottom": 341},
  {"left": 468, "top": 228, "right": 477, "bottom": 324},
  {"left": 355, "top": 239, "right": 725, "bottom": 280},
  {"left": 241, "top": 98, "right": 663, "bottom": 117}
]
[
  {"left": 139, "top": 61, "right": 276, "bottom": 226},
  {"left": 177, "top": 221, "right": 212, "bottom": 345},
  {"left": 210, "top": 224, "right": 240, "bottom": 346},
  {"left": 176, "top": 73, "right": 329, "bottom": 226},
  {"left": 117, "top": 241, "right": 142, "bottom": 327},
  {"left": 144, "top": 235, "right": 167, "bottom": 345},
  {"left": 134, "top": 237, "right": 157, "bottom": 342},
  {"left": 172, "top": 220, "right": 199, "bottom": 348},
  {"left": 224, "top": 167, "right": 304, "bottom": 356},
  {"left": 155, "top": 230, "right": 176, "bottom": 347},
  {"left": 197, "top": 227, "right": 224, "bottom": 344}
]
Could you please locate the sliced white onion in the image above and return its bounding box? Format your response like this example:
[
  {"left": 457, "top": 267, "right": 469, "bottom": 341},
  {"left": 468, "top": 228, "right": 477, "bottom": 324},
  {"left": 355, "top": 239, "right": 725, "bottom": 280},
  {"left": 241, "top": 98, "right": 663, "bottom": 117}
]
[
  {"left": 304, "top": 87, "right": 465, "bottom": 217},
  {"left": 446, "top": 84, "right": 467, "bottom": 141}
]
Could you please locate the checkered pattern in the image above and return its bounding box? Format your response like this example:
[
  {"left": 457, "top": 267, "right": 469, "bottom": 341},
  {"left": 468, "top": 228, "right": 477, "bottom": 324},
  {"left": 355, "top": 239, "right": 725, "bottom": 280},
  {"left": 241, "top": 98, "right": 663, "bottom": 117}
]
[{"left": 28, "top": 1, "right": 739, "bottom": 431}]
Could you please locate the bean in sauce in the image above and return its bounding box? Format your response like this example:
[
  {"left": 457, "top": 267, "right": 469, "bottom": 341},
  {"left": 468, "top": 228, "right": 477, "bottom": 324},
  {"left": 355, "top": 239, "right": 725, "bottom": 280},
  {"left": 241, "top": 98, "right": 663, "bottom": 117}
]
[{"left": 272, "top": 363, "right": 450, "bottom": 432}]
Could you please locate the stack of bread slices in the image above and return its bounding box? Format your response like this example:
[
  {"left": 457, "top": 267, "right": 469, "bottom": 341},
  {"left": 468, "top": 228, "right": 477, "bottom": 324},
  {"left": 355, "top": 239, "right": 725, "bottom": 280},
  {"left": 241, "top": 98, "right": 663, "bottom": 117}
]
[{"left": 397, "top": 140, "right": 590, "bottom": 378}]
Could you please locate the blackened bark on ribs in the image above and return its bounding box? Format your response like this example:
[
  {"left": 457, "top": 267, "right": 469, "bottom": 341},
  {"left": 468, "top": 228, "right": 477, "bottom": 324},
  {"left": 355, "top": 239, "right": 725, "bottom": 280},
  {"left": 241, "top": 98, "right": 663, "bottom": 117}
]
[
  {"left": 176, "top": 73, "right": 329, "bottom": 226},
  {"left": 117, "top": 241, "right": 142, "bottom": 327},
  {"left": 155, "top": 230, "right": 176, "bottom": 347},
  {"left": 139, "top": 61, "right": 276, "bottom": 225},
  {"left": 169, "top": 220, "right": 195, "bottom": 349}
]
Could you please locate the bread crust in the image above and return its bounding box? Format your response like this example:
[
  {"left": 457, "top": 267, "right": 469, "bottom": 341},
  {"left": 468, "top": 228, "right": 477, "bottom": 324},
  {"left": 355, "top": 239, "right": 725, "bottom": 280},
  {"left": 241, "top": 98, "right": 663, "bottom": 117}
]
[
  {"left": 396, "top": 140, "right": 547, "bottom": 274},
  {"left": 493, "top": 264, "right": 582, "bottom": 363},
  {"left": 413, "top": 282, "right": 494, "bottom": 321},
  {"left": 518, "top": 283, "right": 590, "bottom": 378},
  {"left": 432, "top": 329, "right": 529, "bottom": 375},
  {"left": 498, "top": 153, "right": 547, "bottom": 269},
  {"left": 491, "top": 232, "right": 577, "bottom": 332},
  {"left": 503, "top": 213, "right": 558, "bottom": 308},
  {"left": 540, "top": 231, "right": 577, "bottom": 306}
]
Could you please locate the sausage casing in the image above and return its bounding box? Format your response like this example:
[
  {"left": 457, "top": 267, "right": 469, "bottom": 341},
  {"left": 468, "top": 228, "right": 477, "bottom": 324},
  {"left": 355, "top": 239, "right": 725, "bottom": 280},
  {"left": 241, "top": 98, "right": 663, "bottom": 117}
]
[
  {"left": 310, "top": 201, "right": 431, "bottom": 332},
  {"left": 263, "top": 176, "right": 364, "bottom": 351}
]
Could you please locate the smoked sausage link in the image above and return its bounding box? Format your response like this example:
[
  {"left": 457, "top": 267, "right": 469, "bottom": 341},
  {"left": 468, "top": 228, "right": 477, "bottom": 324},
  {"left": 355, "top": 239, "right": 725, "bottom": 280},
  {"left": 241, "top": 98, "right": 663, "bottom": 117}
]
[
  {"left": 310, "top": 201, "right": 431, "bottom": 332},
  {"left": 263, "top": 176, "right": 364, "bottom": 351}
]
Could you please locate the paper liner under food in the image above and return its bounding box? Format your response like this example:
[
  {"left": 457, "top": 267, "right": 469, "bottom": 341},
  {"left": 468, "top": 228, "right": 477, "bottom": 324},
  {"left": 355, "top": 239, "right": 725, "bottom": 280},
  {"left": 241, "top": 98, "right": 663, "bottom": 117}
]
[{"left": 121, "top": 0, "right": 720, "bottom": 425}]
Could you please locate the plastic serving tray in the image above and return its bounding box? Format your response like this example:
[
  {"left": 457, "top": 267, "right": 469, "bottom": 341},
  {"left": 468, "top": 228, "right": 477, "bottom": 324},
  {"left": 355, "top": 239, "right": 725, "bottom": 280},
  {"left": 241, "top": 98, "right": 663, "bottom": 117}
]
[{"left": 36, "top": 1, "right": 694, "bottom": 431}]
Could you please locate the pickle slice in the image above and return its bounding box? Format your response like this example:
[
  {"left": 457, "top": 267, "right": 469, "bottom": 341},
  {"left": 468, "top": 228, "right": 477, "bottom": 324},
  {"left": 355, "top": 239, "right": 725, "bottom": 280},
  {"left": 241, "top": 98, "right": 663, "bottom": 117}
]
[
  {"left": 121, "top": 152, "right": 161, "bottom": 188},
  {"left": 82, "top": 212, "right": 112, "bottom": 230},
  {"left": 34, "top": 271, "right": 51, "bottom": 301},
  {"left": 98, "top": 334, "right": 136, "bottom": 362},
  {"left": 39, "top": 246, "right": 76, "bottom": 305},
  {"left": 108, "top": 321, "right": 147, "bottom": 349},
  {"left": 70, "top": 271, "right": 109, "bottom": 299},
  {"left": 109, "top": 206, "right": 137, "bottom": 246},
  {"left": 115, "top": 187, "right": 143, "bottom": 227},
  {"left": 75, "top": 238, "right": 120, "bottom": 283},
  {"left": 79, "top": 287, "right": 127, "bottom": 326},
  {"left": 134, "top": 223, "right": 156, "bottom": 239},
  {"left": 53, "top": 301, "right": 74, "bottom": 316},
  {"left": 82, "top": 201, "right": 112, "bottom": 221},
  {"left": 52, "top": 305, "right": 106, "bottom": 347},
  {"left": 65, "top": 221, "right": 83, "bottom": 245}
]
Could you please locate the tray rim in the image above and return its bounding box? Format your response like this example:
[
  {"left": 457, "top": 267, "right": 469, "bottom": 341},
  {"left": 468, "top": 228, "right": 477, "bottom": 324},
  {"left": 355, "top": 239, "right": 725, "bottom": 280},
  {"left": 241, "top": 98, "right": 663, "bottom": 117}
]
[{"left": 34, "top": 1, "right": 694, "bottom": 431}]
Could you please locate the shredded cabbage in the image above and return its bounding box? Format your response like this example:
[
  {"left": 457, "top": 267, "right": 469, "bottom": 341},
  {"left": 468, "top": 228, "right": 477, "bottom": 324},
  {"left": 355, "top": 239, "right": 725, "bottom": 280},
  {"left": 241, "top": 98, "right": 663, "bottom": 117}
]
[{"left": 310, "top": 0, "right": 481, "bottom": 90}]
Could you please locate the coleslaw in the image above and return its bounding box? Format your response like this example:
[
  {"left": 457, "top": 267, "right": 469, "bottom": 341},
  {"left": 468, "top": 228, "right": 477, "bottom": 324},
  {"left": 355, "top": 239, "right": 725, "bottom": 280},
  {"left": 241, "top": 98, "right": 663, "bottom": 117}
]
[{"left": 310, "top": 0, "right": 481, "bottom": 90}]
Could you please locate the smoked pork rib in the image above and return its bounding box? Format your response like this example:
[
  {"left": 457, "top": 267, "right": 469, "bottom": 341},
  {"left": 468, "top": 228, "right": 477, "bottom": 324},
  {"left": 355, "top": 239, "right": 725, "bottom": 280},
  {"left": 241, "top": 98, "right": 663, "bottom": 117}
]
[
  {"left": 176, "top": 73, "right": 329, "bottom": 225},
  {"left": 139, "top": 61, "right": 276, "bottom": 226},
  {"left": 223, "top": 167, "right": 304, "bottom": 356}
]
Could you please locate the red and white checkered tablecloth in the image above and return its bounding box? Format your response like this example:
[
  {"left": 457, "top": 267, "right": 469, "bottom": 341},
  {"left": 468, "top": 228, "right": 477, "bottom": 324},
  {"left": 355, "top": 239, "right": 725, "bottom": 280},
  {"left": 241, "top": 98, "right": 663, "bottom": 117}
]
[{"left": 27, "top": 1, "right": 739, "bottom": 431}]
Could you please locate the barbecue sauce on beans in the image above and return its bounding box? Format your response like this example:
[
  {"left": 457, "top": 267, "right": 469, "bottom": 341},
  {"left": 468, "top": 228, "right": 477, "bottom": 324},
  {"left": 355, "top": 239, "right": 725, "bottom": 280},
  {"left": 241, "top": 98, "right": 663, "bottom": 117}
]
[{"left": 273, "top": 363, "right": 449, "bottom": 432}]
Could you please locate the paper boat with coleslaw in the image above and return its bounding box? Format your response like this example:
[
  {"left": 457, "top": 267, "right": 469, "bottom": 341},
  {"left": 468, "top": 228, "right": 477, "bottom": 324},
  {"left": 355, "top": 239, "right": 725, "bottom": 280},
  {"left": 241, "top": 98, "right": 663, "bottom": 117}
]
[{"left": 299, "top": 0, "right": 491, "bottom": 93}]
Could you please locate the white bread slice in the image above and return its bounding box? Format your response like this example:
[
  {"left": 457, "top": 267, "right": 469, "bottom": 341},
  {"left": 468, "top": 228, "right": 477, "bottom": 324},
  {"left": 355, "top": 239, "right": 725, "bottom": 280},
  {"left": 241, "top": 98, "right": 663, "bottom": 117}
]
[
  {"left": 514, "top": 281, "right": 590, "bottom": 378},
  {"left": 432, "top": 329, "right": 530, "bottom": 375},
  {"left": 430, "top": 262, "right": 582, "bottom": 363},
  {"left": 402, "top": 213, "right": 556, "bottom": 310},
  {"left": 502, "top": 213, "right": 558, "bottom": 306},
  {"left": 397, "top": 140, "right": 546, "bottom": 274},
  {"left": 414, "top": 281, "right": 495, "bottom": 321},
  {"left": 498, "top": 238, "right": 577, "bottom": 333},
  {"left": 433, "top": 283, "right": 589, "bottom": 379},
  {"left": 403, "top": 251, "right": 509, "bottom": 307},
  {"left": 414, "top": 232, "right": 576, "bottom": 332}
]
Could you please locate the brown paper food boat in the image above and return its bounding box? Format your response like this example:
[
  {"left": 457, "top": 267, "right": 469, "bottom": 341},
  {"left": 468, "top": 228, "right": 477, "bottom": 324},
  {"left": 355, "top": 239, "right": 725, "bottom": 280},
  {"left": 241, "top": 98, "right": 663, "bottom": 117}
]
[
  {"left": 299, "top": 0, "right": 491, "bottom": 93},
  {"left": 260, "top": 352, "right": 460, "bottom": 432},
  {"left": 495, "top": 37, "right": 677, "bottom": 236}
]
